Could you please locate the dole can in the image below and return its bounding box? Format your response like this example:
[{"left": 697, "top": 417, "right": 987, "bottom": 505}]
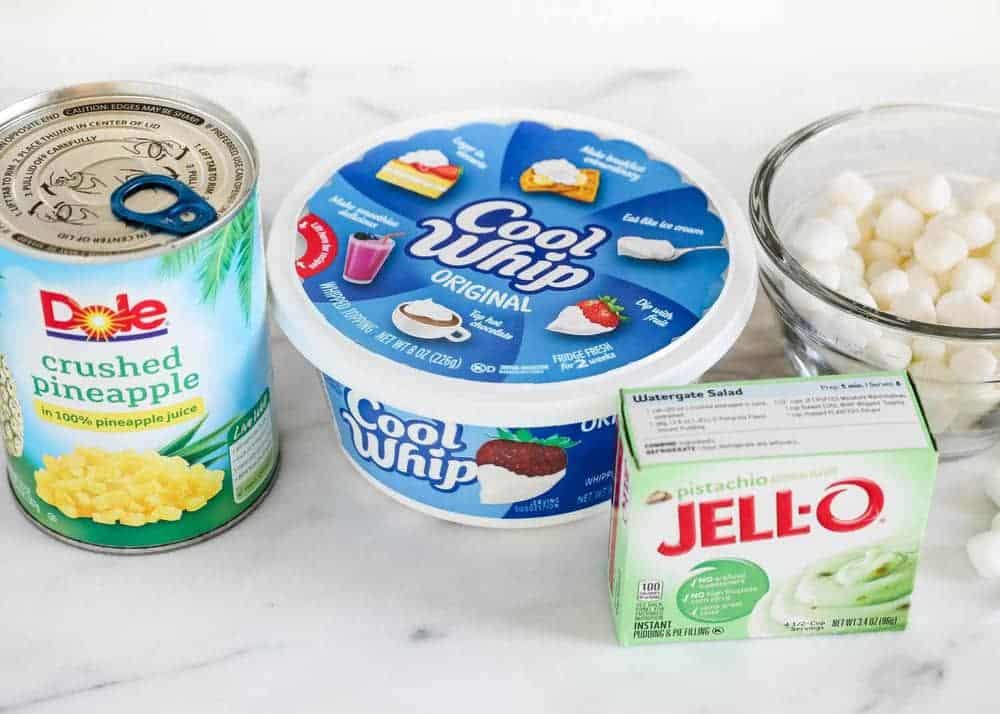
[{"left": 0, "top": 82, "right": 279, "bottom": 551}]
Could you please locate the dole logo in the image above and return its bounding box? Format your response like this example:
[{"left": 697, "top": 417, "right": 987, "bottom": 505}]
[
  {"left": 40, "top": 290, "right": 168, "bottom": 342},
  {"left": 656, "top": 479, "right": 885, "bottom": 557}
]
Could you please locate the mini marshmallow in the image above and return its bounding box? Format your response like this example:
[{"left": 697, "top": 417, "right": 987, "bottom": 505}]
[
  {"left": 972, "top": 181, "right": 1000, "bottom": 209},
  {"left": 876, "top": 198, "right": 925, "bottom": 248},
  {"left": 966, "top": 530, "right": 1000, "bottom": 578},
  {"left": 985, "top": 468, "right": 1000, "bottom": 509},
  {"left": 865, "top": 259, "right": 899, "bottom": 284},
  {"left": 911, "top": 336, "right": 947, "bottom": 362},
  {"left": 869, "top": 269, "right": 909, "bottom": 307},
  {"left": 889, "top": 288, "right": 937, "bottom": 323},
  {"left": 784, "top": 280, "right": 831, "bottom": 320},
  {"left": 823, "top": 205, "right": 862, "bottom": 247},
  {"left": 839, "top": 284, "right": 878, "bottom": 310},
  {"left": 904, "top": 263, "right": 941, "bottom": 300},
  {"left": 920, "top": 398, "right": 959, "bottom": 433},
  {"left": 908, "top": 359, "right": 956, "bottom": 388},
  {"left": 949, "top": 210, "right": 996, "bottom": 250},
  {"left": 801, "top": 260, "right": 841, "bottom": 290},
  {"left": 836, "top": 249, "right": 866, "bottom": 280},
  {"left": 936, "top": 290, "right": 1000, "bottom": 328},
  {"left": 789, "top": 218, "right": 849, "bottom": 262},
  {"left": 862, "top": 337, "right": 912, "bottom": 370},
  {"left": 828, "top": 171, "right": 876, "bottom": 215},
  {"left": 857, "top": 211, "right": 877, "bottom": 241},
  {"left": 989, "top": 239, "right": 1000, "bottom": 267},
  {"left": 904, "top": 175, "right": 952, "bottom": 214},
  {"left": 862, "top": 239, "right": 901, "bottom": 264},
  {"left": 913, "top": 231, "right": 969, "bottom": 273},
  {"left": 949, "top": 346, "right": 998, "bottom": 382},
  {"left": 814, "top": 312, "right": 882, "bottom": 353},
  {"left": 949, "top": 258, "right": 996, "bottom": 296}
]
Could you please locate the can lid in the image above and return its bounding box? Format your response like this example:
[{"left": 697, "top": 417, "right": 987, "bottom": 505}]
[
  {"left": 0, "top": 82, "right": 256, "bottom": 260},
  {"left": 267, "top": 109, "right": 756, "bottom": 425}
]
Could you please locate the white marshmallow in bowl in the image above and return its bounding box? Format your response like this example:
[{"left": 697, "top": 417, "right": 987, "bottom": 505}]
[
  {"left": 789, "top": 218, "right": 848, "bottom": 262},
  {"left": 876, "top": 198, "right": 925, "bottom": 248},
  {"left": 966, "top": 531, "right": 1000, "bottom": 578},
  {"left": 949, "top": 210, "right": 996, "bottom": 251},
  {"left": 904, "top": 263, "right": 941, "bottom": 300},
  {"left": 801, "top": 260, "right": 841, "bottom": 290},
  {"left": 949, "top": 346, "right": 998, "bottom": 382},
  {"left": 836, "top": 249, "right": 866, "bottom": 281},
  {"left": 869, "top": 269, "right": 910, "bottom": 307},
  {"left": 828, "top": 171, "right": 875, "bottom": 215},
  {"left": 949, "top": 258, "right": 996, "bottom": 297},
  {"left": 889, "top": 289, "right": 937, "bottom": 323},
  {"left": 823, "top": 205, "right": 863, "bottom": 247},
  {"left": 904, "top": 175, "right": 952, "bottom": 215},
  {"left": 911, "top": 336, "right": 947, "bottom": 362},
  {"left": 985, "top": 467, "right": 1000, "bottom": 509},
  {"left": 972, "top": 181, "right": 1000, "bottom": 210},
  {"left": 863, "top": 337, "right": 912, "bottom": 370},
  {"left": 914, "top": 231, "right": 969, "bottom": 273},
  {"left": 862, "top": 240, "right": 901, "bottom": 265},
  {"left": 936, "top": 290, "right": 999, "bottom": 328}
]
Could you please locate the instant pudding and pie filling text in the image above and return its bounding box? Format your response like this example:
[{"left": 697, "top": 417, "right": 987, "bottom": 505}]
[
  {"left": 268, "top": 111, "right": 756, "bottom": 526},
  {"left": 0, "top": 83, "right": 278, "bottom": 551}
]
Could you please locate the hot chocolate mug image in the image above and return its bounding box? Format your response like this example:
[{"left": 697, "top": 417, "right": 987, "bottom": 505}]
[{"left": 392, "top": 299, "right": 471, "bottom": 342}]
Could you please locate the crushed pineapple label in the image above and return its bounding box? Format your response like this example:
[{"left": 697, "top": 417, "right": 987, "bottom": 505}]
[{"left": 0, "top": 84, "right": 277, "bottom": 550}]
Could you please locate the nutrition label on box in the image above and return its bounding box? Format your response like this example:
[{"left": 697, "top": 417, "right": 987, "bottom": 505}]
[{"left": 623, "top": 373, "right": 932, "bottom": 465}]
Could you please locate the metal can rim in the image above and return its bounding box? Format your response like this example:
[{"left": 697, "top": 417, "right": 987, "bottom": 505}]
[{"left": 0, "top": 80, "right": 260, "bottom": 265}]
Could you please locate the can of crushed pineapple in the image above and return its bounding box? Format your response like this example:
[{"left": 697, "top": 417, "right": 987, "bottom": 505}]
[{"left": 0, "top": 82, "right": 279, "bottom": 552}]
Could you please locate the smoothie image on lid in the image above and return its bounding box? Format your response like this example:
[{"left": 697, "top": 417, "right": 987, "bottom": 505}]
[
  {"left": 0, "top": 82, "right": 279, "bottom": 551},
  {"left": 268, "top": 109, "right": 756, "bottom": 527}
]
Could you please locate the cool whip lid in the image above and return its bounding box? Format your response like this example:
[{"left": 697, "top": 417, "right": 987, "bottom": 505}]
[{"left": 268, "top": 109, "right": 756, "bottom": 425}]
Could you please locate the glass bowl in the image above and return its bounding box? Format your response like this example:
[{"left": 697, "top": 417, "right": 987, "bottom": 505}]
[{"left": 749, "top": 103, "right": 1000, "bottom": 459}]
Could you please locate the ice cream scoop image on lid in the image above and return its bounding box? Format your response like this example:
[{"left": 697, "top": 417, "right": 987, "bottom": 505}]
[
  {"left": 617, "top": 236, "right": 727, "bottom": 262},
  {"left": 375, "top": 148, "right": 462, "bottom": 199},
  {"left": 520, "top": 157, "right": 600, "bottom": 203},
  {"left": 475, "top": 429, "right": 579, "bottom": 504},
  {"left": 392, "top": 299, "right": 471, "bottom": 342},
  {"left": 748, "top": 543, "right": 917, "bottom": 636}
]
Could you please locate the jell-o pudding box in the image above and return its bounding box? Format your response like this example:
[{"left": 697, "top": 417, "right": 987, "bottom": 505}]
[{"left": 609, "top": 373, "right": 938, "bottom": 645}]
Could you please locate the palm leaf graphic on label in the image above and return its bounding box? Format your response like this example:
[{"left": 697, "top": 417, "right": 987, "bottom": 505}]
[{"left": 157, "top": 195, "right": 257, "bottom": 324}]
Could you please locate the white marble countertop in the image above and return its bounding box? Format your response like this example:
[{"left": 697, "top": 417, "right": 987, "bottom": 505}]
[{"left": 1, "top": 62, "right": 999, "bottom": 714}]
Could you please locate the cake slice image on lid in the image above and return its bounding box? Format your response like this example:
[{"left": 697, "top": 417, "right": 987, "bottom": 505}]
[{"left": 376, "top": 148, "right": 462, "bottom": 199}]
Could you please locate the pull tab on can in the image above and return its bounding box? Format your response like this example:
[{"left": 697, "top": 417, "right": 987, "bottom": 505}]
[{"left": 110, "top": 174, "right": 218, "bottom": 236}]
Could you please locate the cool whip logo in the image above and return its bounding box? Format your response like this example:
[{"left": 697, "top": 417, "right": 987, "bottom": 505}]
[
  {"left": 40, "top": 290, "right": 168, "bottom": 342},
  {"left": 656, "top": 479, "right": 885, "bottom": 557},
  {"left": 408, "top": 199, "right": 610, "bottom": 293},
  {"left": 339, "top": 389, "right": 477, "bottom": 492}
]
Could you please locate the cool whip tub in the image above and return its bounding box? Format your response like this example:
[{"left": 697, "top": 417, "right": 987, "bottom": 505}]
[
  {"left": 268, "top": 110, "right": 756, "bottom": 526},
  {"left": 610, "top": 374, "right": 937, "bottom": 645},
  {"left": 0, "top": 83, "right": 279, "bottom": 551}
]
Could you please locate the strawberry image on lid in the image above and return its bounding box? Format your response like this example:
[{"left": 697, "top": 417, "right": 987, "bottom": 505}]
[
  {"left": 546, "top": 295, "right": 627, "bottom": 336},
  {"left": 475, "top": 429, "right": 580, "bottom": 504}
]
